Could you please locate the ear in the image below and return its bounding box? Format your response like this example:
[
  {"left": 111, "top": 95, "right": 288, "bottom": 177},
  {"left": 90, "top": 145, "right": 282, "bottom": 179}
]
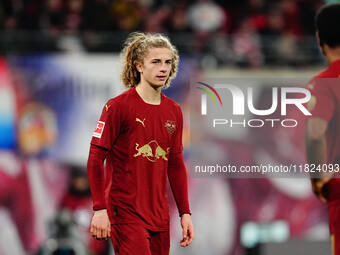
[
  {"left": 135, "top": 61, "right": 143, "bottom": 73},
  {"left": 316, "top": 31, "right": 321, "bottom": 46},
  {"left": 316, "top": 31, "right": 326, "bottom": 56}
]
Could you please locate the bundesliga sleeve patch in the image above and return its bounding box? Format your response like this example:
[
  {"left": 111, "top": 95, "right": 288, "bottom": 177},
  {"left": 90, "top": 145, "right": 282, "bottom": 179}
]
[{"left": 93, "top": 121, "right": 105, "bottom": 138}]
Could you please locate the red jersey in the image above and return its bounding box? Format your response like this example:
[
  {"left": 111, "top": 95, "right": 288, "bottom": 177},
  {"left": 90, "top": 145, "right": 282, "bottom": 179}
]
[
  {"left": 90, "top": 87, "right": 185, "bottom": 231},
  {"left": 309, "top": 59, "right": 340, "bottom": 201}
]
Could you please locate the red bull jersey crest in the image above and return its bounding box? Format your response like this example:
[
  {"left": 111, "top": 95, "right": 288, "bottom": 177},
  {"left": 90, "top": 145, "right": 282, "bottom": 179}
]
[{"left": 164, "top": 120, "right": 176, "bottom": 134}]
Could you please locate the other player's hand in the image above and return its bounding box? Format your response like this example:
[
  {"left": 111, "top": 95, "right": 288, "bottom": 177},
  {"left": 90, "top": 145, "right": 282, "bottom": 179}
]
[
  {"left": 90, "top": 209, "right": 111, "bottom": 240},
  {"left": 311, "top": 178, "right": 331, "bottom": 203},
  {"left": 180, "top": 213, "right": 194, "bottom": 247}
]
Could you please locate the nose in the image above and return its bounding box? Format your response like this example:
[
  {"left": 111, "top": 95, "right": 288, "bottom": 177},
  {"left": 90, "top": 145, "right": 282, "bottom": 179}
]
[{"left": 160, "top": 62, "right": 168, "bottom": 73}]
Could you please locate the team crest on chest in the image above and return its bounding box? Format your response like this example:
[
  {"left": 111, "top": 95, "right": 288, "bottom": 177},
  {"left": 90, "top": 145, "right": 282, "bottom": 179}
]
[{"left": 164, "top": 120, "right": 176, "bottom": 134}]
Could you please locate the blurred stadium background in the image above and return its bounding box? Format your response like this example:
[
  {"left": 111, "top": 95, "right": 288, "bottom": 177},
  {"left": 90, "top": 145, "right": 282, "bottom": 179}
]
[{"left": 0, "top": 0, "right": 337, "bottom": 254}]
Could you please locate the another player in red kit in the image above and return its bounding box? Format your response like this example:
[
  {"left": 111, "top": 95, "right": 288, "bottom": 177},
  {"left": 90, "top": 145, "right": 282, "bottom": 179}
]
[
  {"left": 305, "top": 3, "right": 340, "bottom": 255},
  {"left": 87, "top": 32, "right": 194, "bottom": 254}
]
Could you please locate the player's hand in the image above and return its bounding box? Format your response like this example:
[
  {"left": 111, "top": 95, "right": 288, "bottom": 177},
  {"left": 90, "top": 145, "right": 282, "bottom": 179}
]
[
  {"left": 90, "top": 209, "right": 111, "bottom": 240},
  {"left": 180, "top": 213, "right": 194, "bottom": 247},
  {"left": 311, "top": 178, "right": 331, "bottom": 203}
]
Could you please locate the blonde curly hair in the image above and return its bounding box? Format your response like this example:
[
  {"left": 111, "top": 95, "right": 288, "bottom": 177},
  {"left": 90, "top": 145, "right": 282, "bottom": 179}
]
[{"left": 121, "top": 32, "right": 179, "bottom": 88}]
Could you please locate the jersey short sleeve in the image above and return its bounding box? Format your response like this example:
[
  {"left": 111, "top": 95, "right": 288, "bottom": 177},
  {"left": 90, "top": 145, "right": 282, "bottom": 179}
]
[
  {"left": 91, "top": 99, "right": 121, "bottom": 150},
  {"left": 308, "top": 79, "right": 335, "bottom": 122},
  {"left": 171, "top": 105, "right": 184, "bottom": 154}
]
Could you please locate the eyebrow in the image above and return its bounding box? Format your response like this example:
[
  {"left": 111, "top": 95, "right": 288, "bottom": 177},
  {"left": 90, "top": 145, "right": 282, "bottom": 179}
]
[{"left": 151, "top": 58, "right": 172, "bottom": 61}]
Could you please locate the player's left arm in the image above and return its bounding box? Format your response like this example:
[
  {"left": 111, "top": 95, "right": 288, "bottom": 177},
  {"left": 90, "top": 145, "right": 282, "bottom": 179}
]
[
  {"left": 168, "top": 152, "right": 194, "bottom": 247},
  {"left": 167, "top": 105, "right": 194, "bottom": 247}
]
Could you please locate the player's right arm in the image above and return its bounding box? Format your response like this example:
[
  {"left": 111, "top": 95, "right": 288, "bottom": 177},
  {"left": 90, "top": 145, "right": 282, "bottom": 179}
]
[
  {"left": 88, "top": 144, "right": 111, "bottom": 239},
  {"left": 87, "top": 100, "right": 121, "bottom": 239}
]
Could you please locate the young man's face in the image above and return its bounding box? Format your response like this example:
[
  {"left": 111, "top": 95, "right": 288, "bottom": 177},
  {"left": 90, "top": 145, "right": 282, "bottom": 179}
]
[{"left": 137, "top": 47, "right": 172, "bottom": 89}]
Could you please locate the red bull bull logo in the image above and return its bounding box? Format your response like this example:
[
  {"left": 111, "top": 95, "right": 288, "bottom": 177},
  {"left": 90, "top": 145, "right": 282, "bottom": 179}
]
[{"left": 134, "top": 140, "right": 170, "bottom": 162}]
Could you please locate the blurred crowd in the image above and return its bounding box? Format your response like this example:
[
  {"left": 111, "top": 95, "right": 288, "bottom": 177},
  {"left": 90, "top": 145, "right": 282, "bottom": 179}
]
[
  {"left": 0, "top": 0, "right": 323, "bottom": 35},
  {"left": 0, "top": 0, "right": 327, "bottom": 66}
]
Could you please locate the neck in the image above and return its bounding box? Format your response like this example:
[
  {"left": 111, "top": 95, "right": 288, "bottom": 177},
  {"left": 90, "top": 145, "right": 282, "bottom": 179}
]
[
  {"left": 324, "top": 45, "right": 340, "bottom": 64},
  {"left": 135, "top": 81, "right": 163, "bottom": 105}
]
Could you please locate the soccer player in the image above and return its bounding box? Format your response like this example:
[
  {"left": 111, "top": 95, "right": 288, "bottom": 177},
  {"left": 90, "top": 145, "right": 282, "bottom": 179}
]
[
  {"left": 305, "top": 3, "right": 340, "bottom": 254},
  {"left": 87, "top": 32, "right": 194, "bottom": 254}
]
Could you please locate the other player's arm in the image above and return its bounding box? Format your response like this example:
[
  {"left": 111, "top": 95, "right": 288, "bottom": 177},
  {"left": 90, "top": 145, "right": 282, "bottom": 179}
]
[
  {"left": 305, "top": 117, "right": 330, "bottom": 203},
  {"left": 305, "top": 81, "right": 336, "bottom": 202},
  {"left": 305, "top": 80, "right": 335, "bottom": 203}
]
